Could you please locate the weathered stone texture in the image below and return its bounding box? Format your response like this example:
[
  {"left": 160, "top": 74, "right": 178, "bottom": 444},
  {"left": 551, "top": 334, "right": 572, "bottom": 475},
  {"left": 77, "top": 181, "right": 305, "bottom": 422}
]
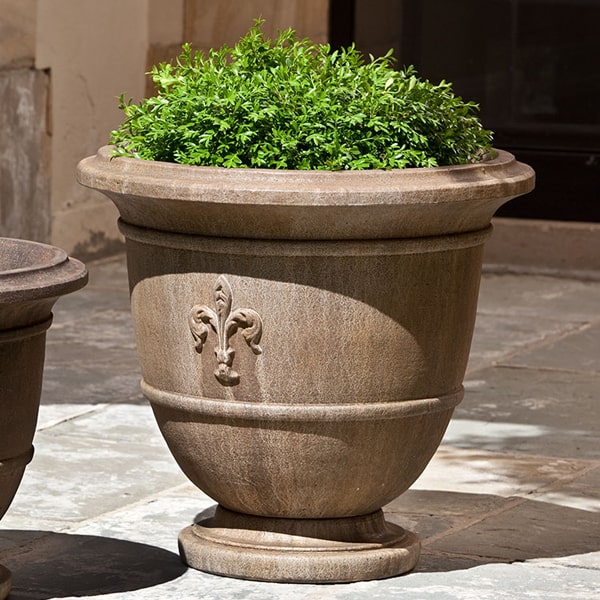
[
  {"left": 0, "top": 0, "right": 36, "bottom": 69},
  {"left": 0, "top": 68, "right": 51, "bottom": 242},
  {"left": 77, "top": 146, "right": 535, "bottom": 583}
]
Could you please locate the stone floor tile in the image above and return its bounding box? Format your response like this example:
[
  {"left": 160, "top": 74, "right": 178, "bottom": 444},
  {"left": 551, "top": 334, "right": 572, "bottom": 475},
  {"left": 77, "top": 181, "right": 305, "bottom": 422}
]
[
  {"left": 0, "top": 530, "right": 187, "bottom": 600},
  {"left": 45, "top": 335, "right": 139, "bottom": 374},
  {"left": 38, "top": 403, "right": 162, "bottom": 445},
  {"left": 41, "top": 365, "right": 142, "bottom": 405},
  {"left": 71, "top": 485, "right": 217, "bottom": 553},
  {"left": 443, "top": 416, "right": 598, "bottom": 460},
  {"left": 531, "top": 464, "right": 600, "bottom": 512},
  {"left": 411, "top": 445, "right": 589, "bottom": 497},
  {"left": 3, "top": 257, "right": 600, "bottom": 598},
  {"left": 46, "top": 309, "right": 137, "bottom": 356},
  {"left": 384, "top": 489, "right": 511, "bottom": 550},
  {"left": 505, "top": 322, "right": 600, "bottom": 374},
  {"left": 2, "top": 427, "right": 187, "bottom": 526},
  {"left": 0, "top": 530, "right": 49, "bottom": 555},
  {"left": 7, "top": 558, "right": 599, "bottom": 600},
  {"left": 49, "top": 285, "right": 131, "bottom": 320},
  {"left": 35, "top": 403, "right": 107, "bottom": 430},
  {"left": 466, "top": 313, "right": 579, "bottom": 373},
  {"left": 530, "top": 550, "right": 600, "bottom": 570},
  {"left": 428, "top": 495, "right": 600, "bottom": 563},
  {"left": 389, "top": 488, "right": 509, "bottom": 518},
  {"left": 477, "top": 273, "right": 600, "bottom": 323},
  {"left": 85, "top": 255, "right": 131, "bottom": 290},
  {"left": 454, "top": 367, "right": 599, "bottom": 458}
]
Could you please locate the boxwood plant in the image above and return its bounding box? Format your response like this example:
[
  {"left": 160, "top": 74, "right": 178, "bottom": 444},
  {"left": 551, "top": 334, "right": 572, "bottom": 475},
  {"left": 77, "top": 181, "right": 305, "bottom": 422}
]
[{"left": 111, "top": 20, "right": 493, "bottom": 170}]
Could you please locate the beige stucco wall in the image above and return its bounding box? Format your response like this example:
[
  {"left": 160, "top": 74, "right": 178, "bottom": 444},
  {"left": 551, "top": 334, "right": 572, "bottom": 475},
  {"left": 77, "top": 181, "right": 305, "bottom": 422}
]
[
  {"left": 0, "top": 0, "right": 51, "bottom": 242},
  {"left": 0, "top": 0, "right": 36, "bottom": 67},
  {"left": 1, "top": 0, "right": 328, "bottom": 258},
  {"left": 42, "top": 0, "right": 329, "bottom": 259},
  {"left": 36, "top": 0, "right": 163, "bottom": 257},
  {"left": 184, "top": 0, "right": 329, "bottom": 47},
  {"left": 1, "top": 0, "right": 185, "bottom": 257}
]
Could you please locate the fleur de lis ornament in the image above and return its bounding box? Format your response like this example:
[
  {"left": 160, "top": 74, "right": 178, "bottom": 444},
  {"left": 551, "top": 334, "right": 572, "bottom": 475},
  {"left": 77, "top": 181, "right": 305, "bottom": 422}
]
[{"left": 189, "top": 275, "right": 263, "bottom": 386}]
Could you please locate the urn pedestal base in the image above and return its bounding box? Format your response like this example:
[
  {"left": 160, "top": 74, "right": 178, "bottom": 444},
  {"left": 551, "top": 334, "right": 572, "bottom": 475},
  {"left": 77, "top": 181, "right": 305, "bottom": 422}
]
[
  {"left": 179, "top": 505, "right": 420, "bottom": 583},
  {"left": 0, "top": 564, "right": 11, "bottom": 600}
]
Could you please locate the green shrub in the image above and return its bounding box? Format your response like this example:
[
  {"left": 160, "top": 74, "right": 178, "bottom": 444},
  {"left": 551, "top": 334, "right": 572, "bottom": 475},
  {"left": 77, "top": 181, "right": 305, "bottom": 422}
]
[{"left": 111, "top": 20, "right": 493, "bottom": 170}]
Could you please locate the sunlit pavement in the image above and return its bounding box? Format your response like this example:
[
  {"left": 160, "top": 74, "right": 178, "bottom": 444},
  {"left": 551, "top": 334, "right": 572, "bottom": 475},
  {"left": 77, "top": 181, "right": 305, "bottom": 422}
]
[{"left": 2, "top": 254, "right": 598, "bottom": 599}]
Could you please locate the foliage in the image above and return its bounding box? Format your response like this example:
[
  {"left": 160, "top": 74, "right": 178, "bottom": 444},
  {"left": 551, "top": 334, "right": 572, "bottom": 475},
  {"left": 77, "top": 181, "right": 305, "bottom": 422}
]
[{"left": 111, "top": 21, "right": 493, "bottom": 170}]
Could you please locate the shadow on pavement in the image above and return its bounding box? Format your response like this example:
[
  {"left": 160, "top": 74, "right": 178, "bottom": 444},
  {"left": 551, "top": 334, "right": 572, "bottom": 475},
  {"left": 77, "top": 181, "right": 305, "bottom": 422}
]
[
  {"left": 388, "top": 489, "right": 600, "bottom": 573},
  {"left": 1, "top": 530, "right": 187, "bottom": 599}
]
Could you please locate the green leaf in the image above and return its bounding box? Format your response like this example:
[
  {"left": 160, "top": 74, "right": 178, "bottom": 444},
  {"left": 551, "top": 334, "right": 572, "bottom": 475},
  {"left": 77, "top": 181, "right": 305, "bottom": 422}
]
[{"left": 110, "top": 20, "right": 493, "bottom": 169}]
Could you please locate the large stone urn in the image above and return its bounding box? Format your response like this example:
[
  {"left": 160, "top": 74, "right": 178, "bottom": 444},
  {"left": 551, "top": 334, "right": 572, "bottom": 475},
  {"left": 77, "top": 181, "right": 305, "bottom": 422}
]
[
  {"left": 77, "top": 146, "right": 534, "bottom": 582},
  {"left": 0, "top": 238, "right": 87, "bottom": 599}
]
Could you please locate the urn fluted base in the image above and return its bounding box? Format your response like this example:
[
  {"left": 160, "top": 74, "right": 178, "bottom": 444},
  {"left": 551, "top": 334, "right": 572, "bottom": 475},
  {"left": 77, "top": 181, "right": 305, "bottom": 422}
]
[{"left": 179, "top": 505, "right": 420, "bottom": 583}]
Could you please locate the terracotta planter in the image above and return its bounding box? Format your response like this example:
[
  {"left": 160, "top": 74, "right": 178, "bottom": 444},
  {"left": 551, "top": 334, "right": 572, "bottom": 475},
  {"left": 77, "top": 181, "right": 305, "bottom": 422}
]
[
  {"left": 0, "top": 238, "right": 87, "bottom": 599},
  {"left": 77, "top": 146, "right": 534, "bottom": 583}
]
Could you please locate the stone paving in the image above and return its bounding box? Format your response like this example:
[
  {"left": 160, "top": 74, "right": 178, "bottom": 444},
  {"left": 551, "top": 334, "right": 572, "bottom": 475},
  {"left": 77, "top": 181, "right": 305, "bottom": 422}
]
[{"left": 1, "top": 254, "right": 599, "bottom": 599}]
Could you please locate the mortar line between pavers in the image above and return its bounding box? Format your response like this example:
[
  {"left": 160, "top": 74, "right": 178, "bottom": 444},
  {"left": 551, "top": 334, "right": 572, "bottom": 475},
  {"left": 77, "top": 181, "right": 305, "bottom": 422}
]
[
  {"left": 467, "top": 321, "right": 595, "bottom": 374},
  {"left": 488, "top": 363, "right": 600, "bottom": 377},
  {"left": 36, "top": 394, "right": 147, "bottom": 432},
  {"left": 419, "top": 548, "right": 510, "bottom": 565},
  {"left": 62, "top": 481, "right": 208, "bottom": 534},
  {"left": 0, "top": 531, "right": 58, "bottom": 561},
  {"left": 4, "top": 482, "right": 199, "bottom": 540},
  {"left": 36, "top": 404, "right": 111, "bottom": 431},
  {"left": 434, "top": 436, "right": 600, "bottom": 460},
  {"left": 71, "top": 444, "right": 586, "bottom": 543},
  {"left": 475, "top": 308, "right": 600, "bottom": 327},
  {"left": 532, "top": 559, "right": 600, "bottom": 573},
  {"left": 465, "top": 320, "right": 600, "bottom": 378},
  {"left": 521, "top": 461, "right": 600, "bottom": 498},
  {"left": 423, "top": 446, "right": 600, "bottom": 545},
  {"left": 481, "top": 265, "right": 600, "bottom": 283},
  {"left": 420, "top": 495, "right": 528, "bottom": 547},
  {"left": 437, "top": 444, "right": 598, "bottom": 473},
  {"left": 467, "top": 362, "right": 600, "bottom": 380},
  {"left": 419, "top": 459, "right": 599, "bottom": 548}
]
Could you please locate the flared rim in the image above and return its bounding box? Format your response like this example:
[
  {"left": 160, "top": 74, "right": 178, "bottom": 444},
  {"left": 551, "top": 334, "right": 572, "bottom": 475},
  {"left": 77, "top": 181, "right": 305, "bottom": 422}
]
[
  {"left": 0, "top": 238, "right": 88, "bottom": 304},
  {"left": 77, "top": 146, "right": 535, "bottom": 240},
  {"left": 78, "top": 146, "right": 534, "bottom": 205},
  {"left": 0, "top": 238, "right": 68, "bottom": 277}
]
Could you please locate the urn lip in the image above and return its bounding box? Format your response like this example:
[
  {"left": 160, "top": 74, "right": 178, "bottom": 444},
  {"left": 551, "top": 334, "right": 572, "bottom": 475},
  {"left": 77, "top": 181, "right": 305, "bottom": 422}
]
[
  {"left": 0, "top": 238, "right": 68, "bottom": 276},
  {"left": 78, "top": 146, "right": 534, "bottom": 200},
  {"left": 77, "top": 146, "right": 535, "bottom": 240},
  {"left": 0, "top": 238, "right": 88, "bottom": 305}
]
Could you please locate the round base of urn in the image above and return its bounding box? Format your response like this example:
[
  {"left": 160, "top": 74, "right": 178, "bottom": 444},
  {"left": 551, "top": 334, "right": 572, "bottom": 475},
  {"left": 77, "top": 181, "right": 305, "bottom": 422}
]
[
  {"left": 0, "top": 564, "right": 11, "bottom": 600},
  {"left": 179, "top": 505, "right": 420, "bottom": 583}
]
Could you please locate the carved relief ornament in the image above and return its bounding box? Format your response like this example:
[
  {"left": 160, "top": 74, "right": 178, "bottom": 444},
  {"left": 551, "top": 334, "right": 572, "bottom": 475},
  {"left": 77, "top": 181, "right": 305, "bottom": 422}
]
[{"left": 189, "top": 275, "right": 263, "bottom": 386}]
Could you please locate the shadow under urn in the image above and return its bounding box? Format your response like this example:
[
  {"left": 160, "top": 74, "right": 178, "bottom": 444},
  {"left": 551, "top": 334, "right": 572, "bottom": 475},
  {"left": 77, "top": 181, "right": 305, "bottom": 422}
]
[
  {"left": 0, "top": 238, "right": 87, "bottom": 600},
  {"left": 77, "top": 146, "right": 534, "bottom": 583}
]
